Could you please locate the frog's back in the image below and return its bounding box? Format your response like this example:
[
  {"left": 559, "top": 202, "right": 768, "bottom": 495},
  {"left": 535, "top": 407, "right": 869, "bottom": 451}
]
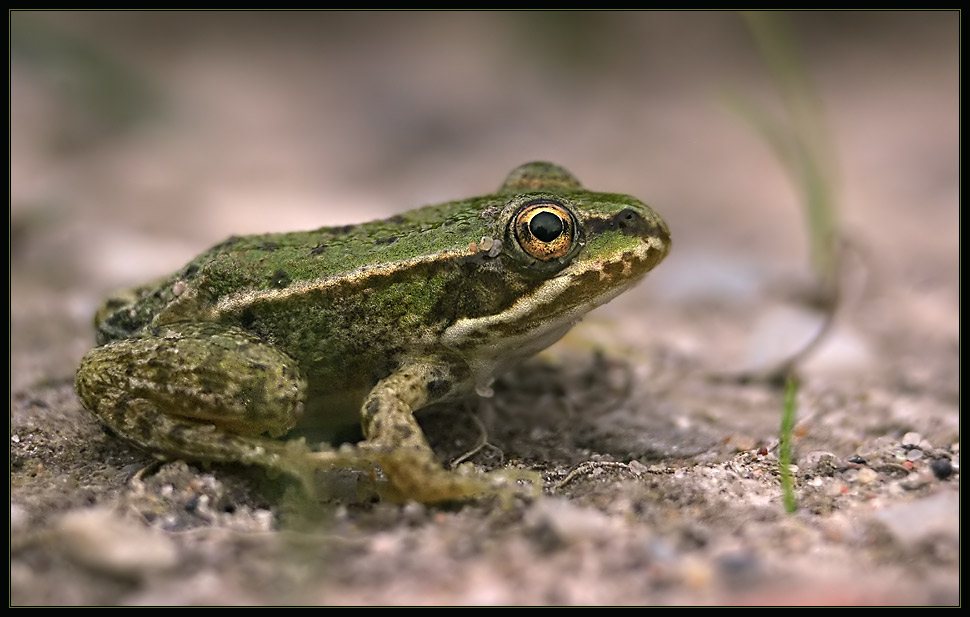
[{"left": 93, "top": 198, "right": 497, "bottom": 346}]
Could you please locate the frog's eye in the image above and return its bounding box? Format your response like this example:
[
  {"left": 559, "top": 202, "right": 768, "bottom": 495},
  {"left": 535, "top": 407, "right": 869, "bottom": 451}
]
[{"left": 512, "top": 201, "right": 576, "bottom": 261}]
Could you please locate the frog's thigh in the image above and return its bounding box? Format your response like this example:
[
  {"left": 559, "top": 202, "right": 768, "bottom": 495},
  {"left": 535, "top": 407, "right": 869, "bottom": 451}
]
[
  {"left": 359, "top": 361, "right": 493, "bottom": 502},
  {"left": 76, "top": 323, "right": 308, "bottom": 468}
]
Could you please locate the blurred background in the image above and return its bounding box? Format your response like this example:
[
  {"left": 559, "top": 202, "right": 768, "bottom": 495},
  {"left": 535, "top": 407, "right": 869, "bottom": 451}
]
[
  {"left": 9, "top": 11, "right": 959, "bottom": 606},
  {"left": 11, "top": 9, "right": 958, "bottom": 392}
]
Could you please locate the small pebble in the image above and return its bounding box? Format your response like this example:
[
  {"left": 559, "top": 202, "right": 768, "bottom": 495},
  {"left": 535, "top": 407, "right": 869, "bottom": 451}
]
[
  {"left": 930, "top": 458, "right": 953, "bottom": 480},
  {"left": 899, "top": 470, "right": 933, "bottom": 491},
  {"left": 627, "top": 460, "right": 649, "bottom": 475},
  {"left": 819, "top": 515, "right": 850, "bottom": 542},
  {"left": 825, "top": 481, "right": 848, "bottom": 497},
  {"left": 369, "top": 531, "right": 405, "bottom": 556},
  {"left": 847, "top": 455, "right": 866, "bottom": 464},
  {"left": 875, "top": 491, "right": 958, "bottom": 548},
  {"left": 56, "top": 508, "right": 178, "bottom": 579},
  {"left": 906, "top": 449, "right": 924, "bottom": 461},
  {"left": 10, "top": 503, "right": 28, "bottom": 532},
  {"left": 253, "top": 509, "right": 275, "bottom": 531},
  {"left": 802, "top": 451, "right": 840, "bottom": 473},
  {"left": 717, "top": 551, "right": 761, "bottom": 583},
  {"left": 857, "top": 467, "right": 879, "bottom": 484},
  {"left": 680, "top": 556, "right": 713, "bottom": 589},
  {"left": 402, "top": 501, "right": 428, "bottom": 524},
  {"left": 901, "top": 432, "right": 922, "bottom": 447},
  {"left": 731, "top": 434, "right": 757, "bottom": 452},
  {"left": 525, "top": 498, "right": 615, "bottom": 545}
]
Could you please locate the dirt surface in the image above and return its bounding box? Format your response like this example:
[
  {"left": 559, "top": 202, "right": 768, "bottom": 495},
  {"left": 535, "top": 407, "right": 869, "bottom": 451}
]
[{"left": 10, "top": 11, "right": 959, "bottom": 606}]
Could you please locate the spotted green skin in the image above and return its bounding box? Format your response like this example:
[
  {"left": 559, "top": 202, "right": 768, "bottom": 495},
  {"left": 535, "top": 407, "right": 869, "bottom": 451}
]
[{"left": 75, "top": 162, "right": 671, "bottom": 503}]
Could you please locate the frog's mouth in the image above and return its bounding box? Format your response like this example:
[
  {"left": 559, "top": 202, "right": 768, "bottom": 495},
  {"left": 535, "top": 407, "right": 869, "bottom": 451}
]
[
  {"left": 551, "top": 234, "right": 669, "bottom": 313},
  {"left": 443, "top": 231, "right": 669, "bottom": 349}
]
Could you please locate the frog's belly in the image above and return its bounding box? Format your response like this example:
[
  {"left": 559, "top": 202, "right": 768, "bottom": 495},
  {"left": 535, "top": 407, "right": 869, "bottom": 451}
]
[
  {"left": 294, "top": 386, "right": 370, "bottom": 440},
  {"left": 281, "top": 340, "right": 399, "bottom": 434}
]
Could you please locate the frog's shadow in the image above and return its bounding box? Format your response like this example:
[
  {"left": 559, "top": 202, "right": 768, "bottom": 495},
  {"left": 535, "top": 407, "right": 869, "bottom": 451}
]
[
  {"left": 416, "top": 353, "right": 690, "bottom": 471},
  {"left": 93, "top": 353, "right": 706, "bottom": 505},
  {"left": 287, "top": 353, "right": 643, "bottom": 467}
]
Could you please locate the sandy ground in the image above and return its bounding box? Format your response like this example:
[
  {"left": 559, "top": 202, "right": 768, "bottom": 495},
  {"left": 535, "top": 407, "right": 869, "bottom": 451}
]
[{"left": 10, "top": 11, "right": 959, "bottom": 605}]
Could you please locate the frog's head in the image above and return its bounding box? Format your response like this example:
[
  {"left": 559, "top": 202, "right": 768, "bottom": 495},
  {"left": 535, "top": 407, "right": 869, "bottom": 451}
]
[
  {"left": 494, "top": 161, "right": 670, "bottom": 315},
  {"left": 444, "top": 162, "right": 670, "bottom": 383}
]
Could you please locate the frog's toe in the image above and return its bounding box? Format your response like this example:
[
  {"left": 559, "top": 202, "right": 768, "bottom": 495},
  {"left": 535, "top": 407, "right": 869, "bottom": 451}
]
[
  {"left": 480, "top": 465, "right": 544, "bottom": 501},
  {"left": 378, "top": 452, "right": 541, "bottom": 505}
]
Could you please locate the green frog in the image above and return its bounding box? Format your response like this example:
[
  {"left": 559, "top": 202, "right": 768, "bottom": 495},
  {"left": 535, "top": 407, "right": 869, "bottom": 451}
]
[{"left": 75, "top": 162, "right": 671, "bottom": 503}]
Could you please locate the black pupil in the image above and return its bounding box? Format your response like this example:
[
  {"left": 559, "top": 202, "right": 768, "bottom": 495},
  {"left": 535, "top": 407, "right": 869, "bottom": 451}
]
[{"left": 530, "top": 211, "right": 564, "bottom": 242}]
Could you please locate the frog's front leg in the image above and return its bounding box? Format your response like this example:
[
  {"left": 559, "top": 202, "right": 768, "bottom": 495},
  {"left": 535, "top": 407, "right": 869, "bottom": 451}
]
[
  {"left": 355, "top": 361, "right": 539, "bottom": 503},
  {"left": 75, "top": 322, "right": 320, "bottom": 482}
]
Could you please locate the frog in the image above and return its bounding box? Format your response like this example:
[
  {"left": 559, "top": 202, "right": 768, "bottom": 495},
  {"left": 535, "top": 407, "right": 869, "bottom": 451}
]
[{"left": 75, "top": 162, "right": 671, "bottom": 504}]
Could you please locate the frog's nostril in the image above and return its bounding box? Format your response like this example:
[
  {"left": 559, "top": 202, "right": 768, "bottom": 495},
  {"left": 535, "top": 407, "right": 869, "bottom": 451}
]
[{"left": 615, "top": 208, "right": 641, "bottom": 231}]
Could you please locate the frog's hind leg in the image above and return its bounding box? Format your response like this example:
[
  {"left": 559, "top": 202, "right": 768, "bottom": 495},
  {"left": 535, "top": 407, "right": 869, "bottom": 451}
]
[{"left": 75, "top": 323, "right": 320, "bottom": 484}]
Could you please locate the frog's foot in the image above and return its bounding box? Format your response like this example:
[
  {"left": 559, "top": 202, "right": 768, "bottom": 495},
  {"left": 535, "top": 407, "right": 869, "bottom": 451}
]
[
  {"left": 308, "top": 445, "right": 540, "bottom": 504},
  {"left": 481, "top": 465, "right": 544, "bottom": 501},
  {"left": 444, "top": 463, "right": 543, "bottom": 508},
  {"left": 374, "top": 447, "right": 542, "bottom": 504}
]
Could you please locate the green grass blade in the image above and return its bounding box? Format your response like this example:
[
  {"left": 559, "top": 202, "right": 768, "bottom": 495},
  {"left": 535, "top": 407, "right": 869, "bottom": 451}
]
[{"left": 779, "top": 376, "right": 799, "bottom": 513}]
